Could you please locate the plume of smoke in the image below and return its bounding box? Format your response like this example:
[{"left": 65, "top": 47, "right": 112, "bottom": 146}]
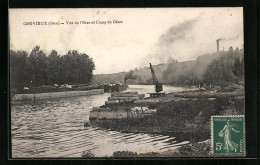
[
  {"left": 157, "top": 19, "right": 197, "bottom": 47},
  {"left": 217, "top": 34, "right": 240, "bottom": 41},
  {"left": 140, "top": 15, "right": 242, "bottom": 67},
  {"left": 124, "top": 70, "right": 136, "bottom": 83},
  {"left": 217, "top": 38, "right": 225, "bottom": 41},
  {"left": 142, "top": 18, "right": 198, "bottom": 65}
]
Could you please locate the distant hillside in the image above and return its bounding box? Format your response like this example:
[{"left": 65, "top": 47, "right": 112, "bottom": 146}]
[
  {"left": 93, "top": 63, "right": 170, "bottom": 85},
  {"left": 126, "top": 63, "right": 170, "bottom": 85},
  {"left": 93, "top": 72, "right": 127, "bottom": 84},
  {"left": 162, "top": 48, "right": 243, "bottom": 86},
  {"left": 93, "top": 49, "right": 243, "bottom": 85},
  {"left": 162, "top": 53, "right": 221, "bottom": 85}
]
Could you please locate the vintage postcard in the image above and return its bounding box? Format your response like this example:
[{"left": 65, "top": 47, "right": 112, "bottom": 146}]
[{"left": 9, "top": 8, "right": 245, "bottom": 158}]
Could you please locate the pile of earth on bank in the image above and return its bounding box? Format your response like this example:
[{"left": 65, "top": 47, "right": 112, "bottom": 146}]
[{"left": 90, "top": 97, "right": 244, "bottom": 142}]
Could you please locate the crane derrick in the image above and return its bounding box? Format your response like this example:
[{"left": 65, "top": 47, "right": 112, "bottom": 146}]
[
  {"left": 149, "top": 63, "right": 163, "bottom": 94},
  {"left": 149, "top": 63, "right": 158, "bottom": 85}
]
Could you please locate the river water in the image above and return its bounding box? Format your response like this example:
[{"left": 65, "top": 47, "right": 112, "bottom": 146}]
[{"left": 11, "top": 85, "right": 196, "bottom": 158}]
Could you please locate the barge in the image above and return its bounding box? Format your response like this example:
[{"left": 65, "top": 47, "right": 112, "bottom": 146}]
[
  {"left": 12, "top": 89, "right": 104, "bottom": 101},
  {"left": 11, "top": 83, "right": 128, "bottom": 102}
]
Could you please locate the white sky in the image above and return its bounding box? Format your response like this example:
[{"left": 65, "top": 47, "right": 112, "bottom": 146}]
[{"left": 9, "top": 8, "right": 243, "bottom": 74}]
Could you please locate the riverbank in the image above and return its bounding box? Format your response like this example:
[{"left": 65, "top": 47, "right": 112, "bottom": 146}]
[
  {"left": 91, "top": 96, "right": 244, "bottom": 140},
  {"left": 12, "top": 89, "right": 104, "bottom": 102},
  {"left": 110, "top": 139, "right": 211, "bottom": 157},
  {"left": 89, "top": 88, "right": 244, "bottom": 156}
]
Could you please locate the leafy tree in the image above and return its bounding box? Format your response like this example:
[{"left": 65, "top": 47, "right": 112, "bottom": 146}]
[
  {"left": 10, "top": 46, "right": 95, "bottom": 91},
  {"left": 203, "top": 52, "right": 238, "bottom": 87},
  {"left": 47, "top": 50, "right": 60, "bottom": 84},
  {"left": 10, "top": 50, "right": 29, "bottom": 90},
  {"left": 28, "top": 46, "right": 48, "bottom": 86},
  {"left": 232, "top": 57, "right": 242, "bottom": 78}
]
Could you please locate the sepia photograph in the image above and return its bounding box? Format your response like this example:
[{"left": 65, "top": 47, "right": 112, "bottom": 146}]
[{"left": 9, "top": 8, "right": 245, "bottom": 158}]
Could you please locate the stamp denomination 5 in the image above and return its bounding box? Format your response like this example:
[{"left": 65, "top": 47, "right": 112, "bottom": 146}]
[{"left": 211, "top": 115, "right": 245, "bottom": 156}]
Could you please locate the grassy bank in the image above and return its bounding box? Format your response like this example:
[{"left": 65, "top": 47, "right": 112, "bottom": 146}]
[
  {"left": 90, "top": 97, "right": 244, "bottom": 142},
  {"left": 86, "top": 92, "right": 244, "bottom": 157}
]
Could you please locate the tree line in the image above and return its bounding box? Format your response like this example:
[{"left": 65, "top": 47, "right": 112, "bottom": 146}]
[
  {"left": 162, "top": 47, "right": 244, "bottom": 87},
  {"left": 203, "top": 47, "right": 244, "bottom": 87},
  {"left": 10, "top": 46, "right": 95, "bottom": 90}
]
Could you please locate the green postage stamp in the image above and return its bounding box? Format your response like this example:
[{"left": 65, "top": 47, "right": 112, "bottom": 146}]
[{"left": 211, "top": 115, "right": 245, "bottom": 156}]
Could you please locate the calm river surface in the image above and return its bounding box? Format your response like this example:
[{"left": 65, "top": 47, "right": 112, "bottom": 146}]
[{"left": 11, "top": 85, "right": 196, "bottom": 158}]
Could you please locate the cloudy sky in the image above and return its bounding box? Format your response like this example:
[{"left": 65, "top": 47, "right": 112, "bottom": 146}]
[{"left": 9, "top": 8, "right": 243, "bottom": 74}]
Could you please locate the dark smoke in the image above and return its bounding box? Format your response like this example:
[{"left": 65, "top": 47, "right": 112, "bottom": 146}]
[
  {"left": 217, "top": 34, "right": 240, "bottom": 42},
  {"left": 157, "top": 18, "right": 197, "bottom": 47},
  {"left": 124, "top": 70, "right": 136, "bottom": 83},
  {"left": 141, "top": 18, "right": 198, "bottom": 65},
  {"left": 217, "top": 38, "right": 225, "bottom": 41}
]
